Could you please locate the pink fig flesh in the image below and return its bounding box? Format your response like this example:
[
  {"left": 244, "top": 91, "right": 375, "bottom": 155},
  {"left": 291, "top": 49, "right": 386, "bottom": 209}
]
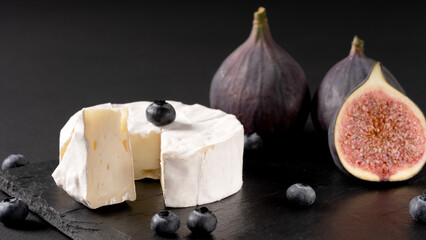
[{"left": 337, "top": 90, "right": 425, "bottom": 180}]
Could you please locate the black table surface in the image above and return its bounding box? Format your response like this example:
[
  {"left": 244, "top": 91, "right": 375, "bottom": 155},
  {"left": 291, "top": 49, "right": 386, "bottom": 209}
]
[{"left": 1, "top": 1, "right": 426, "bottom": 239}]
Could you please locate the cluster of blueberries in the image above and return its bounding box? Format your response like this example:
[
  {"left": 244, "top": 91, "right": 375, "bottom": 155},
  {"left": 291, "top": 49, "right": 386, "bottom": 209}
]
[{"left": 151, "top": 206, "right": 217, "bottom": 236}]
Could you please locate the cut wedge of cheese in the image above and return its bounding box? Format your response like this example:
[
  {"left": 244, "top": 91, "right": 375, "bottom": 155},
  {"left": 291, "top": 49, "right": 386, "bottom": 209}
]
[
  {"left": 52, "top": 104, "right": 136, "bottom": 209},
  {"left": 53, "top": 101, "right": 244, "bottom": 208}
]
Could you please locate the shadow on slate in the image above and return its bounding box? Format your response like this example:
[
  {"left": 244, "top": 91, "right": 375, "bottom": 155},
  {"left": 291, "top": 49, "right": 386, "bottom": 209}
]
[{"left": 3, "top": 219, "right": 47, "bottom": 231}]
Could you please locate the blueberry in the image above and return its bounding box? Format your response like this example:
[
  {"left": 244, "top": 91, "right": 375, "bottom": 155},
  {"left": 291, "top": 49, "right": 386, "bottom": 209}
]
[
  {"left": 244, "top": 133, "right": 264, "bottom": 151},
  {"left": 150, "top": 210, "right": 180, "bottom": 235},
  {"left": 1, "top": 154, "right": 29, "bottom": 170},
  {"left": 286, "top": 183, "right": 316, "bottom": 207},
  {"left": 186, "top": 206, "right": 217, "bottom": 235},
  {"left": 0, "top": 197, "right": 29, "bottom": 223},
  {"left": 146, "top": 100, "right": 176, "bottom": 126},
  {"left": 409, "top": 191, "right": 426, "bottom": 223}
]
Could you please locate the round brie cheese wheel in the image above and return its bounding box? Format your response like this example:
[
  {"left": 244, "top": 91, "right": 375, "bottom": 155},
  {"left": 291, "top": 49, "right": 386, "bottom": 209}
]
[{"left": 53, "top": 101, "right": 244, "bottom": 208}]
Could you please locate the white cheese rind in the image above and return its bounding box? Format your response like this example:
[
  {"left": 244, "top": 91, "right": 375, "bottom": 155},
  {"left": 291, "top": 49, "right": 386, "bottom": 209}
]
[
  {"left": 53, "top": 105, "right": 136, "bottom": 209},
  {"left": 197, "top": 131, "right": 244, "bottom": 205},
  {"left": 53, "top": 109, "right": 90, "bottom": 206}
]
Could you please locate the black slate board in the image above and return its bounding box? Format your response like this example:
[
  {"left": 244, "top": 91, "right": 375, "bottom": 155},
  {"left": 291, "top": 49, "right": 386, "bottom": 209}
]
[
  {"left": 1, "top": 134, "right": 426, "bottom": 240},
  {"left": 0, "top": 160, "right": 247, "bottom": 240}
]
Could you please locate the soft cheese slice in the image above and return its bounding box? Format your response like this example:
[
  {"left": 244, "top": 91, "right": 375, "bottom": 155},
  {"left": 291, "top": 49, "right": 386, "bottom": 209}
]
[
  {"left": 125, "top": 101, "right": 244, "bottom": 207},
  {"left": 52, "top": 104, "right": 136, "bottom": 209}
]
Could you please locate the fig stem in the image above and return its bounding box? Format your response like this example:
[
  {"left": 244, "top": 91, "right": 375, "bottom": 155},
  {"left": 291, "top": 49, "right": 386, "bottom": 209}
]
[
  {"left": 253, "top": 7, "right": 267, "bottom": 24},
  {"left": 249, "top": 7, "right": 272, "bottom": 42},
  {"left": 351, "top": 35, "right": 365, "bottom": 52}
]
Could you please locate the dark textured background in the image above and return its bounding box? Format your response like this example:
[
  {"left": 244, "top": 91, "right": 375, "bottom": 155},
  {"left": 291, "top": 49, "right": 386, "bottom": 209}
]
[{"left": 1, "top": 1, "right": 426, "bottom": 239}]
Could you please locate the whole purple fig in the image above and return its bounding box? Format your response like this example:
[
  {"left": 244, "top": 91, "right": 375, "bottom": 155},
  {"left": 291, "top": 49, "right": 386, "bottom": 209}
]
[
  {"left": 312, "top": 36, "right": 404, "bottom": 133},
  {"left": 209, "top": 7, "right": 310, "bottom": 136}
]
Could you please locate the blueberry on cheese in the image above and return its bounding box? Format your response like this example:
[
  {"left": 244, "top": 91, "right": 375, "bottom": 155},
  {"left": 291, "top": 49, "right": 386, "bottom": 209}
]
[{"left": 146, "top": 100, "right": 176, "bottom": 126}]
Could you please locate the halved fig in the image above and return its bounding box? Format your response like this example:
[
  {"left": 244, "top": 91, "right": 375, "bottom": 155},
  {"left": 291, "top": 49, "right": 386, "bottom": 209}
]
[{"left": 329, "top": 62, "right": 426, "bottom": 181}]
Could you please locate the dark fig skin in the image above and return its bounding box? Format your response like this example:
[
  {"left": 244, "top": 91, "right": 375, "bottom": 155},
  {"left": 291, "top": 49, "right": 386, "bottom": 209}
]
[
  {"left": 328, "top": 106, "right": 348, "bottom": 175},
  {"left": 313, "top": 36, "right": 405, "bottom": 134},
  {"left": 210, "top": 7, "right": 310, "bottom": 136}
]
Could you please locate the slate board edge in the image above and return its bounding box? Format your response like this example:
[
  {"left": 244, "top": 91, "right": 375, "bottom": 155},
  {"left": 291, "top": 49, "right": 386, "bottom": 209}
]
[{"left": 0, "top": 161, "right": 131, "bottom": 240}]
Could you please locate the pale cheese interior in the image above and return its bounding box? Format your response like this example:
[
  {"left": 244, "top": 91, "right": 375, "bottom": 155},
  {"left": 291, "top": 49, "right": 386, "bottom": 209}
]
[
  {"left": 130, "top": 131, "right": 161, "bottom": 180},
  {"left": 83, "top": 107, "right": 136, "bottom": 208}
]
